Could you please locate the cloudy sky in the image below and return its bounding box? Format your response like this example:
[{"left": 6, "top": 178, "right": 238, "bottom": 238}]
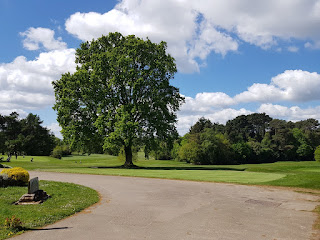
[{"left": 1, "top": 0, "right": 320, "bottom": 138}]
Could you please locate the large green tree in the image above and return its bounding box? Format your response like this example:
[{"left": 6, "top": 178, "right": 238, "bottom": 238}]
[{"left": 53, "top": 32, "right": 184, "bottom": 167}]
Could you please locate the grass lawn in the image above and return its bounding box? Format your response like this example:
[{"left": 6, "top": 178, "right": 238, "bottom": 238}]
[
  {"left": 0, "top": 180, "right": 99, "bottom": 240},
  {"left": 2, "top": 153, "right": 320, "bottom": 189}
]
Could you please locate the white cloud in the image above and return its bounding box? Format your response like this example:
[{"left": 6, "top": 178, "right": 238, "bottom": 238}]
[
  {"left": 193, "top": 0, "right": 320, "bottom": 48},
  {"left": 46, "top": 122, "right": 62, "bottom": 139},
  {"left": 64, "top": 0, "right": 320, "bottom": 73},
  {"left": 189, "top": 19, "right": 239, "bottom": 60},
  {"left": 271, "top": 70, "right": 320, "bottom": 101},
  {"left": 180, "top": 92, "right": 236, "bottom": 115},
  {"left": 177, "top": 108, "right": 252, "bottom": 135},
  {"left": 258, "top": 103, "right": 320, "bottom": 122},
  {"left": 0, "top": 49, "right": 76, "bottom": 114},
  {"left": 20, "top": 27, "right": 67, "bottom": 51},
  {"left": 234, "top": 83, "right": 283, "bottom": 103},
  {"left": 65, "top": 0, "right": 239, "bottom": 73},
  {"left": 235, "top": 70, "right": 320, "bottom": 103},
  {"left": 0, "top": 109, "right": 28, "bottom": 118}
]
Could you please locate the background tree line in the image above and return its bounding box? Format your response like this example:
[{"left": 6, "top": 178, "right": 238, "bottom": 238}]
[
  {"left": 0, "top": 112, "right": 56, "bottom": 156},
  {"left": 155, "top": 113, "right": 320, "bottom": 165}
]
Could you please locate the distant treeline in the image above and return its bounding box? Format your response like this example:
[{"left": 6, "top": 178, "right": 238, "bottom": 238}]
[
  {"left": 153, "top": 113, "right": 320, "bottom": 164},
  {"left": 0, "top": 112, "right": 56, "bottom": 156}
]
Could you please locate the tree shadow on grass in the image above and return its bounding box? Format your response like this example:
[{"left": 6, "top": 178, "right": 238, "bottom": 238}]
[{"left": 90, "top": 166, "right": 246, "bottom": 171}]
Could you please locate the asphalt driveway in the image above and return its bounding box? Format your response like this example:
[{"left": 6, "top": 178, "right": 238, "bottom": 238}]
[{"left": 12, "top": 171, "right": 320, "bottom": 240}]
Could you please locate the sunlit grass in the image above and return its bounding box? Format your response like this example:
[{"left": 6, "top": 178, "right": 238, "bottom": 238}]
[
  {"left": 2, "top": 153, "right": 320, "bottom": 189},
  {"left": 0, "top": 180, "right": 99, "bottom": 240}
]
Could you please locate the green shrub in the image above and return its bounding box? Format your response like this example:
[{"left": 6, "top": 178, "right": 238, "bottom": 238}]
[
  {"left": 51, "top": 145, "right": 71, "bottom": 159},
  {"left": 315, "top": 145, "right": 320, "bottom": 162},
  {"left": 51, "top": 146, "right": 63, "bottom": 159},
  {"left": 0, "top": 167, "right": 29, "bottom": 186}
]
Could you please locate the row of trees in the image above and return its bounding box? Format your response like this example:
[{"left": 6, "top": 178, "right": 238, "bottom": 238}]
[
  {"left": 158, "top": 113, "right": 320, "bottom": 165},
  {"left": 0, "top": 112, "right": 56, "bottom": 156},
  {"left": 50, "top": 33, "right": 319, "bottom": 165}
]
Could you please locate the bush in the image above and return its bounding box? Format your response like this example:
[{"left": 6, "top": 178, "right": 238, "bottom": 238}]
[
  {"left": 51, "top": 145, "right": 71, "bottom": 159},
  {"left": 0, "top": 167, "right": 29, "bottom": 186},
  {"left": 315, "top": 145, "right": 320, "bottom": 162},
  {"left": 51, "top": 146, "right": 63, "bottom": 159}
]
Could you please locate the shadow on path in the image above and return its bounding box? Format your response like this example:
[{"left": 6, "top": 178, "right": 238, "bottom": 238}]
[{"left": 27, "top": 227, "right": 70, "bottom": 231}]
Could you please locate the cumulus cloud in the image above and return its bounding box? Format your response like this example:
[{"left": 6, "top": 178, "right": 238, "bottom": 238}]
[
  {"left": 20, "top": 27, "right": 67, "bottom": 51},
  {"left": 65, "top": 0, "right": 320, "bottom": 73},
  {"left": 0, "top": 49, "right": 76, "bottom": 114},
  {"left": 177, "top": 108, "right": 252, "bottom": 135},
  {"left": 180, "top": 92, "right": 236, "bottom": 115},
  {"left": 235, "top": 70, "right": 320, "bottom": 103},
  {"left": 193, "top": 0, "right": 320, "bottom": 48},
  {"left": 65, "top": 0, "right": 239, "bottom": 73},
  {"left": 258, "top": 103, "right": 320, "bottom": 122}
]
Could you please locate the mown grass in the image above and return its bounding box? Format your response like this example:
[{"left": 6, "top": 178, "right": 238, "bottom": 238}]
[
  {"left": 2, "top": 153, "right": 320, "bottom": 189},
  {"left": 0, "top": 180, "right": 99, "bottom": 239}
]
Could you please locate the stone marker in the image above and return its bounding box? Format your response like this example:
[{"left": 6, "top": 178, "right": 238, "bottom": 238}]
[
  {"left": 28, "top": 177, "right": 39, "bottom": 194},
  {"left": 15, "top": 177, "right": 50, "bottom": 205}
]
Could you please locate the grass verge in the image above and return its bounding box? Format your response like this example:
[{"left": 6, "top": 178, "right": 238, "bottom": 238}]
[{"left": 0, "top": 180, "right": 99, "bottom": 239}]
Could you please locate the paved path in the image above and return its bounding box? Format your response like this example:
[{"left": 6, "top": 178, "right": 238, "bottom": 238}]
[{"left": 12, "top": 171, "right": 320, "bottom": 240}]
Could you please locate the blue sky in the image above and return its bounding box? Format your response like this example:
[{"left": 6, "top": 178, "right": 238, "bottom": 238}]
[{"left": 1, "top": 0, "right": 320, "bottom": 138}]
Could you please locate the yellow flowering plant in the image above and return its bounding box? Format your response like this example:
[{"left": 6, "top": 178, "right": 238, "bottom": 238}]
[{"left": 1, "top": 167, "right": 29, "bottom": 185}]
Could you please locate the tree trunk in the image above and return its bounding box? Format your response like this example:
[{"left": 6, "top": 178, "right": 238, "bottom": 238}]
[{"left": 123, "top": 145, "right": 134, "bottom": 168}]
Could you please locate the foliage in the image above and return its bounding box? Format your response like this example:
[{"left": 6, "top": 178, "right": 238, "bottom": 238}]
[
  {"left": 176, "top": 114, "right": 320, "bottom": 165},
  {"left": 176, "top": 129, "right": 234, "bottom": 165},
  {"left": 0, "top": 112, "right": 55, "bottom": 156},
  {"left": 4, "top": 216, "right": 22, "bottom": 231},
  {"left": 1, "top": 167, "right": 29, "bottom": 186},
  {"left": 232, "top": 142, "right": 253, "bottom": 164},
  {"left": 53, "top": 32, "right": 184, "bottom": 167},
  {"left": 200, "top": 130, "right": 234, "bottom": 165},
  {"left": 51, "top": 145, "right": 72, "bottom": 159},
  {"left": 189, "top": 117, "right": 213, "bottom": 134},
  {"left": 149, "top": 134, "right": 178, "bottom": 160},
  {"left": 315, "top": 145, "right": 320, "bottom": 162},
  {"left": 178, "top": 134, "right": 202, "bottom": 164}
]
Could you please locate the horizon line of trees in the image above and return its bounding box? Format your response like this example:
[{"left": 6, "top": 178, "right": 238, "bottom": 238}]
[
  {"left": 153, "top": 113, "right": 320, "bottom": 165},
  {"left": 0, "top": 112, "right": 56, "bottom": 156}
]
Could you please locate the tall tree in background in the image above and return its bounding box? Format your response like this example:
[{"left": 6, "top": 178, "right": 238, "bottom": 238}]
[
  {"left": 20, "top": 114, "right": 55, "bottom": 156},
  {"left": 0, "top": 114, "right": 6, "bottom": 155},
  {"left": 0, "top": 113, "right": 55, "bottom": 156},
  {"left": 53, "top": 32, "right": 184, "bottom": 167}
]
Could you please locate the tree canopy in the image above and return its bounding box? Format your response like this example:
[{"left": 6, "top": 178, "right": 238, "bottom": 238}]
[
  {"left": 53, "top": 32, "right": 184, "bottom": 167},
  {"left": 171, "top": 114, "right": 320, "bottom": 165},
  {"left": 0, "top": 112, "right": 55, "bottom": 156}
]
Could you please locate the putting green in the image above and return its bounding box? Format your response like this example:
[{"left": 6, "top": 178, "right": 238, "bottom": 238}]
[{"left": 40, "top": 168, "right": 286, "bottom": 184}]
